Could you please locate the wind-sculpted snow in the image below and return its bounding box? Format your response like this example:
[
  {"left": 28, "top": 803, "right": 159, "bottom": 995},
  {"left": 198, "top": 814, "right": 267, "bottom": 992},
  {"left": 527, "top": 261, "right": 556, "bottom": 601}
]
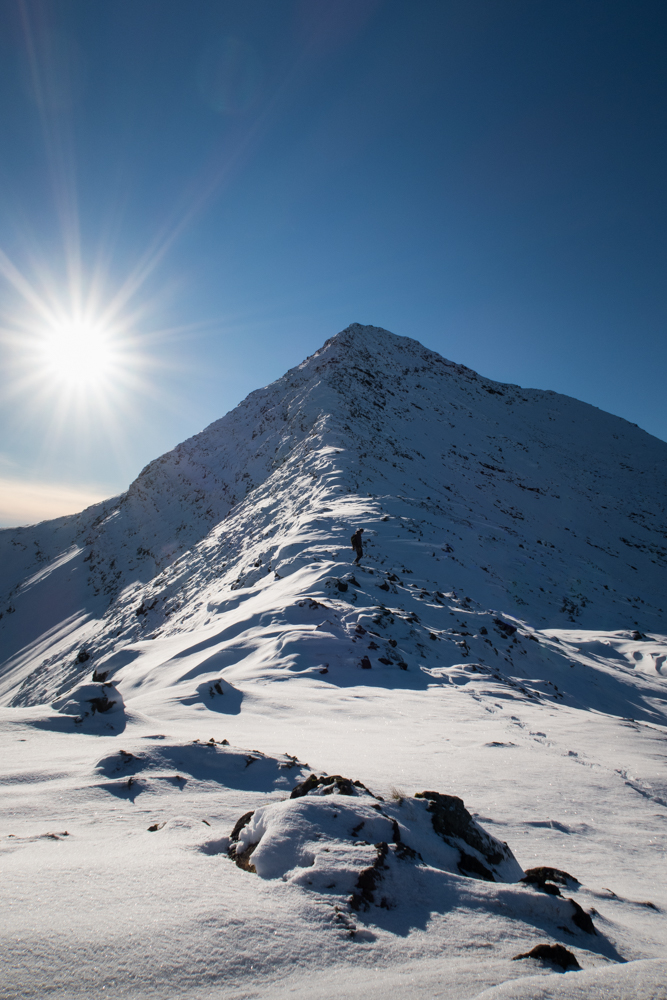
[
  {"left": 94, "top": 741, "right": 311, "bottom": 796},
  {"left": 1, "top": 325, "right": 666, "bottom": 998},
  {"left": 472, "top": 959, "right": 667, "bottom": 999}
]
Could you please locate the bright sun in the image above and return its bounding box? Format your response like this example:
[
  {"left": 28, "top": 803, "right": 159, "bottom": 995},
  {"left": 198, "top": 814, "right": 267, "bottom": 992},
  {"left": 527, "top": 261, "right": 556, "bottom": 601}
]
[
  {"left": 6, "top": 302, "right": 146, "bottom": 418},
  {"left": 1, "top": 243, "right": 162, "bottom": 427},
  {"left": 40, "top": 319, "right": 118, "bottom": 387}
]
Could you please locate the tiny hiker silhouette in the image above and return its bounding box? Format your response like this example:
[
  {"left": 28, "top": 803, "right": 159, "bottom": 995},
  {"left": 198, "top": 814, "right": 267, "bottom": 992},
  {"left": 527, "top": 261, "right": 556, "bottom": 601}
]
[{"left": 351, "top": 528, "right": 364, "bottom": 564}]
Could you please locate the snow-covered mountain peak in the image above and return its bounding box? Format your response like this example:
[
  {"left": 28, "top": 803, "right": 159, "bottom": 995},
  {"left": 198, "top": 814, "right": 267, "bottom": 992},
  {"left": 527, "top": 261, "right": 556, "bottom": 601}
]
[
  {"left": 320, "top": 320, "right": 427, "bottom": 356},
  {"left": 2, "top": 324, "right": 667, "bottom": 998},
  {"left": 305, "top": 321, "right": 476, "bottom": 379},
  {"left": 1, "top": 323, "right": 666, "bottom": 710}
]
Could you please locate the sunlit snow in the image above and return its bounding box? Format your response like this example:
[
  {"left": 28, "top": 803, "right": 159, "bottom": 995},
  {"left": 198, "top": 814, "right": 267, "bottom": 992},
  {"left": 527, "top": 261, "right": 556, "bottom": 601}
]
[{"left": 1, "top": 325, "right": 666, "bottom": 999}]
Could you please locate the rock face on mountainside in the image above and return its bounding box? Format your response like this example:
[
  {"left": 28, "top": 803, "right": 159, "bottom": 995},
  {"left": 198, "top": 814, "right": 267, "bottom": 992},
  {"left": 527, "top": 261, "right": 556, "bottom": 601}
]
[{"left": 1, "top": 323, "right": 666, "bottom": 708}]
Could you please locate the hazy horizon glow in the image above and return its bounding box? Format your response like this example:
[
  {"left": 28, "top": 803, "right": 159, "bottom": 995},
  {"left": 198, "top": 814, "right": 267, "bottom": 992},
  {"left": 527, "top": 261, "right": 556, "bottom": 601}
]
[{"left": 0, "top": 474, "right": 112, "bottom": 527}]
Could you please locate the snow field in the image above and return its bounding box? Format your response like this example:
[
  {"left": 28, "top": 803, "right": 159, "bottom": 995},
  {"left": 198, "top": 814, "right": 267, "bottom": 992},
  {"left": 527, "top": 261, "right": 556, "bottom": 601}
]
[{"left": 1, "top": 326, "right": 666, "bottom": 997}]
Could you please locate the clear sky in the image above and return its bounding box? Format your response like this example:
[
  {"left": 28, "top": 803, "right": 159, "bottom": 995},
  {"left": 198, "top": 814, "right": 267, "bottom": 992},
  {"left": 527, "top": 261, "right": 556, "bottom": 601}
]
[{"left": 1, "top": 0, "right": 666, "bottom": 526}]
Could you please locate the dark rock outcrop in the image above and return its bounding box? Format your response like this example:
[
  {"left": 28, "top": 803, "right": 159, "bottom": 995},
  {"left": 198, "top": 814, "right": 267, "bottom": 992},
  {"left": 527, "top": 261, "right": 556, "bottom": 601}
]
[
  {"left": 350, "top": 841, "right": 389, "bottom": 911},
  {"left": 228, "top": 810, "right": 258, "bottom": 872},
  {"left": 521, "top": 865, "right": 580, "bottom": 895},
  {"left": 513, "top": 943, "right": 581, "bottom": 970},
  {"left": 290, "top": 774, "right": 374, "bottom": 799},
  {"left": 415, "top": 790, "right": 515, "bottom": 874}
]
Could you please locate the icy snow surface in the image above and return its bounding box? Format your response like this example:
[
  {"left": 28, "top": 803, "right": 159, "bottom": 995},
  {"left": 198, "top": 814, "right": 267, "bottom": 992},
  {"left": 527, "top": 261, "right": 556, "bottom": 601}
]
[{"left": 1, "top": 324, "right": 666, "bottom": 998}]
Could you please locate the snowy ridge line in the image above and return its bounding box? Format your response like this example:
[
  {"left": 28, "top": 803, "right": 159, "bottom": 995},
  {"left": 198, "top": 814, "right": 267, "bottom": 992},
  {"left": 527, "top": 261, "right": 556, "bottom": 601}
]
[{"left": 1, "top": 324, "right": 667, "bottom": 997}]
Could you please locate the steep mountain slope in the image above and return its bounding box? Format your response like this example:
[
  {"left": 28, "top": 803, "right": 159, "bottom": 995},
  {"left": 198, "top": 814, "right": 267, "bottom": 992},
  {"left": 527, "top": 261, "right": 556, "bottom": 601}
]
[
  {"left": 2, "top": 325, "right": 667, "bottom": 999},
  {"left": 1, "top": 323, "right": 665, "bottom": 707}
]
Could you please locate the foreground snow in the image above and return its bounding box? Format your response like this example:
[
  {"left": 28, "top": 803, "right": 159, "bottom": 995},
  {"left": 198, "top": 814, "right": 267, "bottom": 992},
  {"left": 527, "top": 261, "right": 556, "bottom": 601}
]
[
  {"left": 1, "top": 326, "right": 666, "bottom": 997},
  {"left": 2, "top": 656, "right": 666, "bottom": 998}
]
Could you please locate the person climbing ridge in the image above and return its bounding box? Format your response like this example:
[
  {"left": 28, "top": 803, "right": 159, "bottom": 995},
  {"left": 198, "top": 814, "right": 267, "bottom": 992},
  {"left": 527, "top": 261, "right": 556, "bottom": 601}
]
[{"left": 351, "top": 528, "right": 364, "bottom": 564}]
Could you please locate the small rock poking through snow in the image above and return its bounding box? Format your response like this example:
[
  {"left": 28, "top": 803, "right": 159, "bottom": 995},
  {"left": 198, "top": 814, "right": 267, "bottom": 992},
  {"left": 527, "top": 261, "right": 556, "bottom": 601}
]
[{"left": 512, "top": 943, "right": 581, "bottom": 970}]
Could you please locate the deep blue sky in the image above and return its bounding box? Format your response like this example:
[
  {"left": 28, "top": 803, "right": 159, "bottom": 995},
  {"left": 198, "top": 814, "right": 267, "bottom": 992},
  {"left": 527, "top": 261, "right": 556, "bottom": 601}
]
[{"left": 1, "top": 0, "right": 666, "bottom": 524}]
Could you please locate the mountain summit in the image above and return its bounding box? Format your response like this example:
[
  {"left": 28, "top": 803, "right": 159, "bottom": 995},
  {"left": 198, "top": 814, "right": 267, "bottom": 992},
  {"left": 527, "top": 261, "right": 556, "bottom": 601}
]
[{"left": 1, "top": 322, "right": 666, "bottom": 709}]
